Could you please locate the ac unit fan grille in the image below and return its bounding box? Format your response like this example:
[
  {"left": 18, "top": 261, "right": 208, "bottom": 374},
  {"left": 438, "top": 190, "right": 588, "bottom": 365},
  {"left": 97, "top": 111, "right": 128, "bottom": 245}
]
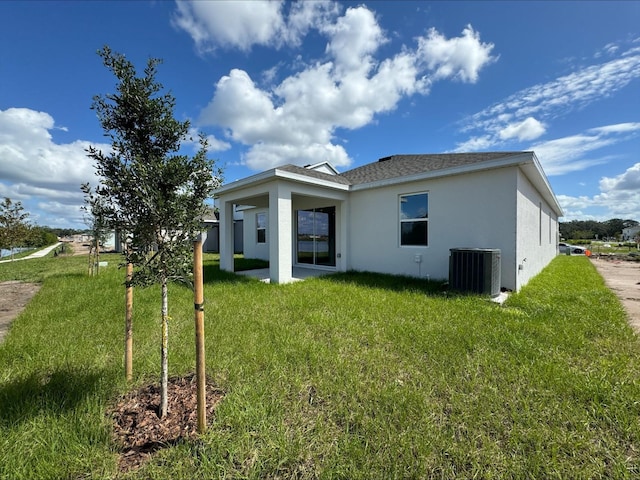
[{"left": 449, "top": 248, "right": 501, "bottom": 297}]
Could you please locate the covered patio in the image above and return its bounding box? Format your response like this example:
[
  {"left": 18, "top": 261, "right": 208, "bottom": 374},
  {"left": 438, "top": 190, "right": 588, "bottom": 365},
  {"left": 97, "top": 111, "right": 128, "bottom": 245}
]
[{"left": 216, "top": 164, "right": 349, "bottom": 284}]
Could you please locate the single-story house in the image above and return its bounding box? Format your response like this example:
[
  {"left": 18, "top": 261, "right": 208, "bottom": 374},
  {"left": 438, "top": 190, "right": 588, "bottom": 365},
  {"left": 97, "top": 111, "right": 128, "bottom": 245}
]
[{"left": 215, "top": 151, "right": 563, "bottom": 292}]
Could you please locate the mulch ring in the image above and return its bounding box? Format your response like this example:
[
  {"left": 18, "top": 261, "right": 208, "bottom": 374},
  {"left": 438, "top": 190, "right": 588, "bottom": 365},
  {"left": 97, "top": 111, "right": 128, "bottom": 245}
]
[{"left": 109, "top": 373, "right": 225, "bottom": 473}]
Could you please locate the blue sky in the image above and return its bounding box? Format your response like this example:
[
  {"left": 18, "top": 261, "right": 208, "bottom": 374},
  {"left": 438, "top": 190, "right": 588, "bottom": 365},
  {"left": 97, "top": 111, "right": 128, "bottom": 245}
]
[{"left": 1, "top": 1, "right": 639, "bottom": 229}]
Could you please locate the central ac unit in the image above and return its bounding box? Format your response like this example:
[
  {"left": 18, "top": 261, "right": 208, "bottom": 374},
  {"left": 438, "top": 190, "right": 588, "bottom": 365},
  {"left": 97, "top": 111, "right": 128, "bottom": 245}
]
[{"left": 449, "top": 248, "right": 501, "bottom": 297}]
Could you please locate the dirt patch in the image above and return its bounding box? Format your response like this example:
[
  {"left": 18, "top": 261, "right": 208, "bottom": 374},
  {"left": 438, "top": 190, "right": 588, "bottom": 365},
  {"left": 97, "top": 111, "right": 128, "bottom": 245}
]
[
  {"left": 0, "top": 281, "right": 41, "bottom": 343},
  {"left": 109, "top": 374, "right": 225, "bottom": 473},
  {"left": 591, "top": 257, "right": 640, "bottom": 333}
]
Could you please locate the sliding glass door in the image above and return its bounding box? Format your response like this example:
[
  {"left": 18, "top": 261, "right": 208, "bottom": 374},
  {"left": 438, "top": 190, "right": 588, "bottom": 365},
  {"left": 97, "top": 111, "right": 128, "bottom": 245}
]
[{"left": 296, "top": 207, "right": 335, "bottom": 267}]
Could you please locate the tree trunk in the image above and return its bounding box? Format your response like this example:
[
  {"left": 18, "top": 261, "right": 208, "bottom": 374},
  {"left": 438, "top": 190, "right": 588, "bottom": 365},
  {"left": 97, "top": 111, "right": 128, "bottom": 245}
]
[
  {"left": 159, "top": 275, "right": 169, "bottom": 418},
  {"left": 125, "top": 259, "right": 133, "bottom": 381}
]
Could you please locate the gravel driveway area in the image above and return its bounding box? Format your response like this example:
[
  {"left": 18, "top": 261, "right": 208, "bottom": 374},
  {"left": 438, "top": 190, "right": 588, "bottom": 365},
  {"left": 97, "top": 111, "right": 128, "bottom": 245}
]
[
  {"left": 0, "top": 281, "right": 41, "bottom": 343},
  {"left": 591, "top": 257, "right": 640, "bottom": 333}
]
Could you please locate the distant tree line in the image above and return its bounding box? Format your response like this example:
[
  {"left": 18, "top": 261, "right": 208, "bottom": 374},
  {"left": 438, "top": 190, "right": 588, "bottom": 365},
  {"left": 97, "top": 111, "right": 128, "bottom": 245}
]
[
  {"left": 560, "top": 218, "right": 639, "bottom": 241},
  {"left": 0, "top": 197, "right": 84, "bottom": 254},
  {"left": 45, "top": 227, "right": 89, "bottom": 238}
]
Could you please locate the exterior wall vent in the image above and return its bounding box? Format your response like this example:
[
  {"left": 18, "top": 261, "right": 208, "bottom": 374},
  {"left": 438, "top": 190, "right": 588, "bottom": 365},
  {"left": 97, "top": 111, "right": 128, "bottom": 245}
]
[{"left": 449, "top": 248, "right": 501, "bottom": 297}]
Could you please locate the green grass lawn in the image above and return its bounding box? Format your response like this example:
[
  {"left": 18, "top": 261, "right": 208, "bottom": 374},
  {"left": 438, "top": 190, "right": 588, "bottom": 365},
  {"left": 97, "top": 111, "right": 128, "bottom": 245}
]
[{"left": 1, "top": 254, "right": 639, "bottom": 479}]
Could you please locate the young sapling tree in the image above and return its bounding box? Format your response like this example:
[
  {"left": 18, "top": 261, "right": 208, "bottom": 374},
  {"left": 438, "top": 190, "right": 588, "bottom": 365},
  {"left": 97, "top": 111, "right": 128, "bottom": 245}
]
[
  {"left": 87, "top": 46, "right": 222, "bottom": 417},
  {"left": 81, "top": 183, "right": 111, "bottom": 276}
]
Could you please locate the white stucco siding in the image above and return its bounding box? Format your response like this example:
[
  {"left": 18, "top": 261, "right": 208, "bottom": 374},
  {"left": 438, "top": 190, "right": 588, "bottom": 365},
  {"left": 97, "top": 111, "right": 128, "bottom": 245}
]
[
  {"left": 243, "top": 208, "right": 270, "bottom": 261},
  {"left": 515, "top": 169, "right": 559, "bottom": 291},
  {"left": 348, "top": 167, "right": 519, "bottom": 287}
]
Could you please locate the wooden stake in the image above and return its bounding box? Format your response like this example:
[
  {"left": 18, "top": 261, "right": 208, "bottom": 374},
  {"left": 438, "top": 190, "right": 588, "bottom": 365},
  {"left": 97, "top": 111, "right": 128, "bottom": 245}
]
[
  {"left": 95, "top": 236, "right": 100, "bottom": 275},
  {"left": 194, "top": 237, "right": 206, "bottom": 433},
  {"left": 125, "top": 257, "right": 133, "bottom": 382}
]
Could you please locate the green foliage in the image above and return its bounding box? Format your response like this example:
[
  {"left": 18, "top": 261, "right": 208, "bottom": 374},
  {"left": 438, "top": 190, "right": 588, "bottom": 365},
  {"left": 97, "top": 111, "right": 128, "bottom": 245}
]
[
  {"left": 23, "top": 226, "right": 58, "bottom": 248},
  {"left": 86, "top": 46, "right": 222, "bottom": 287},
  {"left": 81, "top": 183, "right": 111, "bottom": 248},
  {"left": 0, "top": 197, "right": 30, "bottom": 256},
  {"left": 560, "top": 218, "right": 638, "bottom": 240},
  {"left": 569, "top": 239, "right": 592, "bottom": 245}
]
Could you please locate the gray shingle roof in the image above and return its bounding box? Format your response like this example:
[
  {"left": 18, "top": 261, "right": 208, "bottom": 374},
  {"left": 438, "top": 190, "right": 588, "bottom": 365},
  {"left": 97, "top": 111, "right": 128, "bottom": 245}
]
[
  {"left": 278, "top": 152, "right": 529, "bottom": 186},
  {"left": 341, "top": 152, "right": 526, "bottom": 185}
]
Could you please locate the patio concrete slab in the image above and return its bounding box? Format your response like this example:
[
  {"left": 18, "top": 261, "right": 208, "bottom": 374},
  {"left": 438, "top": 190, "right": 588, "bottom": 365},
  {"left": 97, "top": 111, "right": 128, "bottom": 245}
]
[{"left": 235, "top": 267, "right": 333, "bottom": 283}]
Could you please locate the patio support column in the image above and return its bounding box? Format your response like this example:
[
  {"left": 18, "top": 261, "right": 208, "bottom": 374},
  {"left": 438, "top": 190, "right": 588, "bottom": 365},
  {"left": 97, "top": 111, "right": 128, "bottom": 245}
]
[
  {"left": 219, "top": 199, "right": 235, "bottom": 273},
  {"left": 269, "top": 184, "right": 292, "bottom": 284}
]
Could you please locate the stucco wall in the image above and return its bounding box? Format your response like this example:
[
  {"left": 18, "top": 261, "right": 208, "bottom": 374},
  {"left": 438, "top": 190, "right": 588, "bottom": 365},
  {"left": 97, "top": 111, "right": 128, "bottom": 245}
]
[
  {"left": 515, "top": 170, "right": 559, "bottom": 291},
  {"left": 243, "top": 208, "right": 270, "bottom": 260},
  {"left": 233, "top": 164, "right": 558, "bottom": 291},
  {"left": 348, "top": 167, "right": 519, "bottom": 289}
]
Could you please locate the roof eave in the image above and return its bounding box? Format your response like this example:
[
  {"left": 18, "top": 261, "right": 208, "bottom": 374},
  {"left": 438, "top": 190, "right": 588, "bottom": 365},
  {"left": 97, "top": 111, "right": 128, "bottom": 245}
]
[
  {"left": 214, "top": 168, "right": 278, "bottom": 198},
  {"left": 523, "top": 152, "right": 564, "bottom": 217},
  {"left": 214, "top": 166, "right": 349, "bottom": 198}
]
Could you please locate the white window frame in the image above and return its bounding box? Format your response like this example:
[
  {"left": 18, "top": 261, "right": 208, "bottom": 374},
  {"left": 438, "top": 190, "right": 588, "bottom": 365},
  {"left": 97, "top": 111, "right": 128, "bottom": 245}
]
[
  {"left": 256, "top": 212, "right": 267, "bottom": 244},
  {"left": 399, "top": 192, "right": 429, "bottom": 247}
]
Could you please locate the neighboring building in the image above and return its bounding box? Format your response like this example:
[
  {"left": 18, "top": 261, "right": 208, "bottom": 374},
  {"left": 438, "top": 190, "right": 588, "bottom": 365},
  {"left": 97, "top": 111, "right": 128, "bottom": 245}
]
[
  {"left": 622, "top": 225, "right": 640, "bottom": 242},
  {"left": 215, "top": 152, "right": 563, "bottom": 292},
  {"left": 201, "top": 207, "right": 244, "bottom": 254},
  {"left": 108, "top": 207, "right": 244, "bottom": 254}
]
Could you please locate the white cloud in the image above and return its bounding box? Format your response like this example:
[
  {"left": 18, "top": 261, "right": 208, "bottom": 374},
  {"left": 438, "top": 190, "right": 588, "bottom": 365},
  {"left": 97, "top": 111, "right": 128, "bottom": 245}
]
[
  {"left": 172, "top": 0, "right": 340, "bottom": 52},
  {"left": 0, "top": 107, "right": 226, "bottom": 228},
  {"left": 173, "top": 0, "right": 286, "bottom": 52},
  {"left": 457, "top": 44, "right": 640, "bottom": 151},
  {"left": 245, "top": 142, "right": 350, "bottom": 171},
  {"left": 322, "top": 6, "right": 387, "bottom": 75},
  {"left": 600, "top": 162, "right": 640, "bottom": 192},
  {"left": 0, "top": 108, "right": 104, "bottom": 190},
  {"left": 453, "top": 135, "right": 495, "bottom": 152},
  {"left": 558, "top": 163, "right": 640, "bottom": 221},
  {"left": 531, "top": 122, "right": 640, "bottom": 176},
  {"left": 195, "top": 4, "right": 496, "bottom": 171},
  {"left": 590, "top": 122, "right": 640, "bottom": 135},
  {"left": 0, "top": 108, "right": 110, "bottom": 227},
  {"left": 595, "top": 42, "right": 619, "bottom": 58},
  {"left": 0, "top": 107, "right": 114, "bottom": 227},
  {"left": 499, "top": 117, "right": 545, "bottom": 141},
  {"left": 416, "top": 25, "right": 497, "bottom": 83},
  {"left": 184, "top": 127, "right": 231, "bottom": 152}
]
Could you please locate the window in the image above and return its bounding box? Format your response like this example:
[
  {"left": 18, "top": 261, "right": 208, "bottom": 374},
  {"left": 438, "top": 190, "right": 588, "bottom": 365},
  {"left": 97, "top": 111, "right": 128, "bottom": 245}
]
[
  {"left": 256, "top": 213, "right": 267, "bottom": 244},
  {"left": 539, "top": 202, "right": 542, "bottom": 246},
  {"left": 400, "top": 192, "right": 428, "bottom": 246}
]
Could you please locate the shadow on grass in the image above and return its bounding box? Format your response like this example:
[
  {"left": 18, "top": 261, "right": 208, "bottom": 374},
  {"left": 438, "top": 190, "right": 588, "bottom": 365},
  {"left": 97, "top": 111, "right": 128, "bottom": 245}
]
[
  {"left": 199, "top": 254, "right": 456, "bottom": 299},
  {"left": 323, "top": 270, "right": 448, "bottom": 296},
  {"left": 0, "top": 367, "right": 109, "bottom": 427},
  {"left": 201, "top": 256, "right": 270, "bottom": 285},
  {"left": 201, "top": 260, "right": 451, "bottom": 295},
  {"left": 202, "top": 263, "right": 258, "bottom": 285}
]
